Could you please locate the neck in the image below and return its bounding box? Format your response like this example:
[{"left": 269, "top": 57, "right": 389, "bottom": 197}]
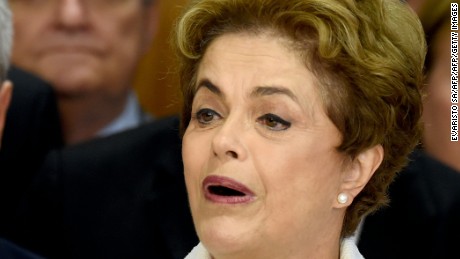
[
  {"left": 58, "top": 93, "right": 127, "bottom": 145},
  {"left": 214, "top": 226, "right": 342, "bottom": 259},
  {"left": 217, "top": 242, "right": 340, "bottom": 259},
  {"left": 212, "top": 212, "right": 346, "bottom": 259}
]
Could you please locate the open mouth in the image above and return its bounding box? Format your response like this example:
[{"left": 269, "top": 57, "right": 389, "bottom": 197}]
[
  {"left": 208, "top": 185, "right": 246, "bottom": 197},
  {"left": 203, "top": 175, "right": 255, "bottom": 204}
]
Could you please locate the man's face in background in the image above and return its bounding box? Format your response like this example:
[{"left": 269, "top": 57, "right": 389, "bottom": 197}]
[{"left": 9, "top": 0, "right": 158, "bottom": 100}]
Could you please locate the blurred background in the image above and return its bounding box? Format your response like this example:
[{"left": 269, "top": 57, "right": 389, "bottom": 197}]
[{"left": 134, "top": 0, "right": 188, "bottom": 117}]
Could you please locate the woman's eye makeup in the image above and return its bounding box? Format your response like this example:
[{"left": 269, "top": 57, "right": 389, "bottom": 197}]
[
  {"left": 195, "top": 108, "right": 221, "bottom": 125},
  {"left": 257, "top": 113, "right": 291, "bottom": 131}
]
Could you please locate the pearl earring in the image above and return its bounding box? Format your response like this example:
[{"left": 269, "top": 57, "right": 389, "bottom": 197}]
[{"left": 337, "top": 193, "right": 348, "bottom": 204}]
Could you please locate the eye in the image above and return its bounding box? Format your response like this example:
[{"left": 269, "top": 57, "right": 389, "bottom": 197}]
[
  {"left": 257, "top": 113, "right": 291, "bottom": 131},
  {"left": 195, "top": 108, "right": 221, "bottom": 125}
]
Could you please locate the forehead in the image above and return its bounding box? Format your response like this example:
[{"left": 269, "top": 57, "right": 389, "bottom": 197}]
[
  {"left": 202, "top": 32, "right": 300, "bottom": 69},
  {"left": 195, "top": 33, "right": 329, "bottom": 121},
  {"left": 9, "top": 0, "right": 149, "bottom": 14},
  {"left": 197, "top": 32, "right": 318, "bottom": 98}
]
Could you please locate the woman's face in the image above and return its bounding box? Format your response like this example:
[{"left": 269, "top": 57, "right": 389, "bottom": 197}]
[{"left": 182, "top": 32, "right": 347, "bottom": 258}]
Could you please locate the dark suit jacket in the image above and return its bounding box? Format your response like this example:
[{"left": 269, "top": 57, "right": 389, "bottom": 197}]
[
  {"left": 358, "top": 150, "right": 460, "bottom": 259},
  {"left": 0, "top": 67, "right": 62, "bottom": 242},
  {"left": 20, "top": 117, "right": 198, "bottom": 259}
]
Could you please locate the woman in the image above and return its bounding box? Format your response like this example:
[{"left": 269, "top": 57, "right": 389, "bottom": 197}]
[{"left": 175, "top": 0, "right": 426, "bottom": 258}]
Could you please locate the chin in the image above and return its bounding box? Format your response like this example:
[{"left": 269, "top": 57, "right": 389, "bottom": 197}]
[
  {"left": 48, "top": 70, "right": 101, "bottom": 96},
  {"left": 198, "top": 215, "right": 257, "bottom": 256},
  {"left": 53, "top": 80, "right": 98, "bottom": 97}
]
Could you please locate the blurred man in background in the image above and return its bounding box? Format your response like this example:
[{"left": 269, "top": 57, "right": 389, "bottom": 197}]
[
  {"left": 9, "top": 0, "right": 159, "bottom": 144},
  {"left": 2, "top": 1, "right": 197, "bottom": 258}
]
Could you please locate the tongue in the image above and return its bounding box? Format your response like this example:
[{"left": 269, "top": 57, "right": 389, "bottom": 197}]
[{"left": 209, "top": 185, "right": 246, "bottom": 196}]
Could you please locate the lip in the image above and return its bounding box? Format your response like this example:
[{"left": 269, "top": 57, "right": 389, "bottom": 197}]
[
  {"left": 203, "top": 175, "right": 255, "bottom": 204},
  {"left": 46, "top": 47, "right": 99, "bottom": 55},
  {"left": 40, "top": 45, "right": 103, "bottom": 57}
]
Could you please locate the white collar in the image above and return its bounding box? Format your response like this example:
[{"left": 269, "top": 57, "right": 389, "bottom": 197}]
[
  {"left": 185, "top": 236, "right": 364, "bottom": 259},
  {"left": 184, "top": 243, "right": 211, "bottom": 259},
  {"left": 96, "top": 91, "right": 150, "bottom": 137},
  {"left": 340, "top": 235, "right": 365, "bottom": 259}
]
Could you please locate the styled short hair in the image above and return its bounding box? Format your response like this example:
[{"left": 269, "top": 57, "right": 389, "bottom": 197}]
[
  {"left": 174, "top": 0, "right": 426, "bottom": 237},
  {"left": 0, "top": 0, "right": 12, "bottom": 82}
]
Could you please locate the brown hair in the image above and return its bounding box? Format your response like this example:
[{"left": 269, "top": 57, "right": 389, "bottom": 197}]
[{"left": 174, "top": 0, "right": 426, "bottom": 237}]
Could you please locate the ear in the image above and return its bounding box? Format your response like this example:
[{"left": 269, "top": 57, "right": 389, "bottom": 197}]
[
  {"left": 140, "top": 0, "right": 160, "bottom": 54},
  {"left": 333, "top": 144, "right": 384, "bottom": 208},
  {"left": 0, "top": 81, "right": 13, "bottom": 149}
]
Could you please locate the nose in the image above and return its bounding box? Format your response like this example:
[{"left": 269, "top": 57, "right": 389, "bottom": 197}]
[
  {"left": 55, "top": 0, "right": 89, "bottom": 30},
  {"left": 211, "top": 117, "right": 248, "bottom": 162}
]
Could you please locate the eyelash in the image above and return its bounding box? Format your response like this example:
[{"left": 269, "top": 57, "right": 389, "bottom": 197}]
[
  {"left": 195, "top": 108, "right": 221, "bottom": 125},
  {"left": 193, "top": 109, "right": 291, "bottom": 131},
  {"left": 257, "top": 113, "right": 291, "bottom": 131}
]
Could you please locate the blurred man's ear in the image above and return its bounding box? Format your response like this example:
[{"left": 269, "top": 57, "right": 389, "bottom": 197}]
[{"left": 0, "top": 81, "right": 13, "bottom": 149}]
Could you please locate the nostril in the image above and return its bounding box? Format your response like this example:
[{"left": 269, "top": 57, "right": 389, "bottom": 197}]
[
  {"left": 226, "top": 150, "right": 238, "bottom": 159},
  {"left": 211, "top": 132, "right": 244, "bottom": 160}
]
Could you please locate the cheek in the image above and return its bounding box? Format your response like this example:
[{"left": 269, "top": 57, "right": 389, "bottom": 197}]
[
  {"left": 182, "top": 135, "right": 198, "bottom": 205},
  {"left": 112, "top": 13, "right": 146, "bottom": 46},
  {"left": 264, "top": 160, "right": 329, "bottom": 199},
  {"left": 90, "top": 12, "right": 145, "bottom": 60},
  {"left": 257, "top": 145, "right": 342, "bottom": 206},
  {"left": 12, "top": 13, "right": 39, "bottom": 36},
  {"left": 182, "top": 132, "right": 198, "bottom": 179},
  {"left": 182, "top": 131, "right": 210, "bottom": 190},
  {"left": 253, "top": 159, "right": 339, "bottom": 240},
  {"left": 12, "top": 20, "right": 41, "bottom": 58},
  {"left": 182, "top": 130, "right": 216, "bottom": 225}
]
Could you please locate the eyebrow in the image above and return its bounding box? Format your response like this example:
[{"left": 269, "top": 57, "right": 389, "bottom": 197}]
[
  {"left": 250, "top": 86, "right": 298, "bottom": 102},
  {"left": 196, "top": 78, "right": 298, "bottom": 102},
  {"left": 196, "top": 79, "right": 223, "bottom": 97}
]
